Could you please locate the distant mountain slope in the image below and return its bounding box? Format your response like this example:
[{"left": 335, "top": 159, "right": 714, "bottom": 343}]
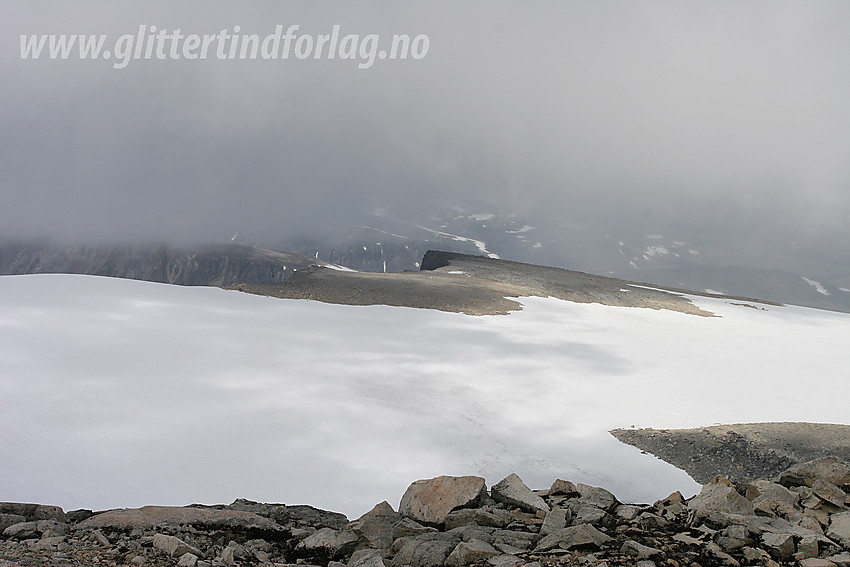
[
  {"left": 0, "top": 241, "right": 328, "bottom": 286},
  {"left": 266, "top": 204, "right": 850, "bottom": 314}
]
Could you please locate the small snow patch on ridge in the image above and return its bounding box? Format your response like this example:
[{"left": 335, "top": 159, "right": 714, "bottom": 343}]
[
  {"left": 802, "top": 276, "right": 830, "bottom": 296},
  {"left": 705, "top": 289, "right": 723, "bottom": 295}
]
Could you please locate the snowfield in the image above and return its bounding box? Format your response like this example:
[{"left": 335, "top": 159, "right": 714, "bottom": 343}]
[{"left": 2, "top": 274, "right": 849, "bottom": 518}]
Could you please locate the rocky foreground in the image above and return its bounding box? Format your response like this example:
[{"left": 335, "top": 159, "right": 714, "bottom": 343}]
[{"left": 3, "top": 458, "right": 850, "bottom": 567}]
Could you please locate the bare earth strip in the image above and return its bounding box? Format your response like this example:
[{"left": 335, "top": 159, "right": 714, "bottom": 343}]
[{"left": 611, "top": 422, "right": 850, "bottom": 484}]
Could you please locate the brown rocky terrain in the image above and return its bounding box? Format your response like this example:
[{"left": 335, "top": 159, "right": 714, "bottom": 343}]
[
  {"left": 611, "top": 424, "right": 850, "bottom": 486},
  {"left": 231, "top": 251, "right": 776, "bottom": 316},
  {"left": 4, "top": 457, "right": 850, "bottom": 567}
]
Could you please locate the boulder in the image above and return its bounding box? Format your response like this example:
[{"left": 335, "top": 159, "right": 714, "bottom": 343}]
[
  {"left": 177, "top": 553, "right": 199, "bottom": 567},
  {"left": 688, "top": 476, "right": 754, "bottom": 520},
  {"left": 444, "top": 508, "right": 511, "bottom": 530},
  {"left": 548, "top": 480, "right": 579, "bottom": 497},
  {"left": 445, "top": 539, "right": 500, "bottom": 566},
  {"left": 348, "top": 549, "right": 387, "bottom": 567},
  {"left": 761, "top": 532, "right": 795, "bottom": 560},
  {"left": 392, "top": 517, "right": 438, "bottom": 540},
  {"left": 153, "top": 533, "right": 203, "bottom": 558},
  {"left": 534, "top": 524, "right": 612, "bottom": 551},
  {"left": 0, "top": 514, "right": 27, "bottom": 533},
  {"left": 392, "top": 534, "right": 461, "bottom": 567},
  {"left": 296, "top": 527, "right": 359, "bottom": 559},
  {"left": 2, "top": 521, "right": 40, "bottom": 540},
  {"left": 746, "top": 480, "right": 799, "bottom": 516},
  {"left": 813, "top": 479, "right": 848, "bottom": 508},
  {"left": 828, "top": 511, "right": 850, "bottom": 549},
  {"left": 490, "top": 474, "right": 549, "bottom": 514},
  {"left": 779, "top": 458, "right": 850, "bottom": 488},
  {"left": 798, "top": 559, "right": 838, "bottom": 567},
  {"left": 539, "top": 508, "right": 569, "bottom": 535},
  {"left": 350, "top": 501, "right": 401, "bottom": 550},
  {"left": 399, "top": 476, "right": 487, "bottom": 526},
  {"left": 575, "top": 483, "right": 617, "bottom": 512},
  {"left": 620, "top": 539, "right": 662, "bottom": 559}
]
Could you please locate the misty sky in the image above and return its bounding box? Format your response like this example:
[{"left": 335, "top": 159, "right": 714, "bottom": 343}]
[{"left": 2, "top": 1, "right": 849, "bottom": 255}]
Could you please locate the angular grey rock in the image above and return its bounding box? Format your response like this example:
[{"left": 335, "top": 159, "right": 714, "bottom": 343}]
[
  {"left": 779, "top": 457, "right": 850, "bottom": 488},
  {"left": 392, "top": 517, "right": 438, "bottom": 540},
  {"left": 2, "top": 521, "right": 40, "bottom": 540},
  {"left": 491, "top": 529, "right": 538, "bottom": 550},
  {"left": 688, "top": 476, "right": 754, "bottom": 520},
  {"left": 548, "top": 480, "right": 579, "bottom": 497},
  {"left": 447, "top": 525, "right": 496, "bottom": 545},
  {"left": 177, "top": 553, "right": 199, "bottom": 567},
  {"left": 797, "top": 534, "right": 820, "bottom": 559},
  {"left": 91, "top": 529, "right": 111, "bottom": 547},
  {"left": 490, "top": 474, "right": 549, "bottom": 514},
  {"left": 348, "top": 549, "right": 387, "bottom": 567},
  {"left": 575, "top": 483, "right": 617, "bottom": 512},
  {"left": 296, "top": 527, "right": 359, "bottom": 559},
  {"left": 392, "top": 534, "right": 461, "bottom": 567},
  {"left": 704, "top": 541, "right": 741, "bottom": 567},
  {"left": 486, "top": 556, "right": 524, "bottom": 567},
  {"left": 37, "top": 519, "right": 69, "bottom": 538},
  {"left": 399, "top": 476, "right": 487, "bottom": 526},
  {"left": 444, "top": 508, "right": 512, "bottom": 530},
  {"left": 826, "top": 552, "right": 850, "bottom": 567},
  {"left": 539, "top": 508, "right": 568, "bottom": 535},
  {"left": 620, "top": 539, "right": 661, "bottom": 559},
  {"left": 828, "top": 511, "right": 850, "bottom": 549},
  {"left": 0, "top": 514, "right": 27, "bottom": 533},
  {"left": 797, "top": 559, "right": 837, "bottom": 567},
  {"left": 534, "top": 524, "right": 611, "bottom": 551},
  {"left": 614, "top": 505, "right": 642, "bottom": 522},
  {"left": 445, "top": 539, "right": 500, "bottom": 566},
  {"left": 27, "top": 536, "right": 66, "bottom": 551},
  {"left": 571, "top": 504, "right": 608, "bottom": 526},
  {"left": 153, "top": 533, "right": 203, "bottom": 558},
  {"left": 761, "top": 532, "right": 795, "bottom": 560},
  {"left": 813, "top": 479, "right": 848, "bottom": 508},
  {"left": 746, "top": 480, "right": 799, "bottom": 517},
  {"left": 350, "top": 501, "right": 401, "bottom": 550}
]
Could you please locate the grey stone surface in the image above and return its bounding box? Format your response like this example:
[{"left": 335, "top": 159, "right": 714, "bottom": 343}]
[
  {"left": 399, "top": 476, "right": 487, "bottom": 525},
  {"left": 445, "top": 539, "right": 500, "bottom": 566},
  {"left": 350, "top": 501, "right": 401, "bottom": 550},
  {"left": 780, "top": 457, "right": 850, "bottom": 488},
  {"left": 688, "top": 476, "right": 754, "bottom": 520},
  {"left": 153, "top": 533, "right": 202, "bottom": 558},
  {"left": 491, "top": 474, "right": 549, "bottom": 514}
]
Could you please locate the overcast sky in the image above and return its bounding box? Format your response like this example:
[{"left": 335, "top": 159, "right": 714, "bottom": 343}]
[{"left": 2, "top": 1, "right": 849, "bottom": 255}]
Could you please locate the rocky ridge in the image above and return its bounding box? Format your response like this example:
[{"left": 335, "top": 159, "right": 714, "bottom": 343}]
[{"left": 4, "top": 458, "right": 850, "bottom": 567}]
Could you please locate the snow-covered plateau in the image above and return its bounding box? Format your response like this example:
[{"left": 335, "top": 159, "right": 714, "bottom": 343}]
[{"left": 1, "top": 274, "right": 848, "bottom": 518}]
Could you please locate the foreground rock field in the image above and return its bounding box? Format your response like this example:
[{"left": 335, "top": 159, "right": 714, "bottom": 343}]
[{"left": 3, "top": 457, "right": 850, "bottom": 567}]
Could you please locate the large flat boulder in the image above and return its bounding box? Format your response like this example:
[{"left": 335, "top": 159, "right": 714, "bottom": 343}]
[
  {"left": 74, "top": 506, "right": 284, "bottom": 533},
  {"left": 399, "top": 476, "right": 487, "bottom": 526}
]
